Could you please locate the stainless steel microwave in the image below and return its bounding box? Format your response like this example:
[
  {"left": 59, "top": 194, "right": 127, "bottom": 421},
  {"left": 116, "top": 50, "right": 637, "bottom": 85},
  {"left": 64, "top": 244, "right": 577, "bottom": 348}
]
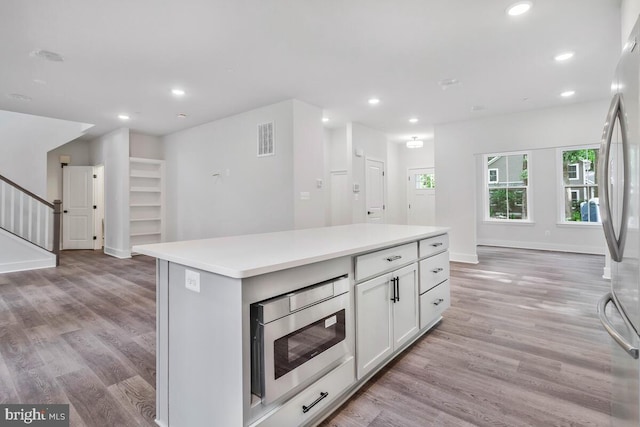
[{"left": 250, "top": 276, "right": 351, "bottom": 404}]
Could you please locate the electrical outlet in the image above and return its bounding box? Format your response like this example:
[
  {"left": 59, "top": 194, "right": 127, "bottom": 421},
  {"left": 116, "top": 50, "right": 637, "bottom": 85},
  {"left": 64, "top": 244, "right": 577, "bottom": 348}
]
[{"left": 185, "top": 269, "right": 200, "bottom": 293}]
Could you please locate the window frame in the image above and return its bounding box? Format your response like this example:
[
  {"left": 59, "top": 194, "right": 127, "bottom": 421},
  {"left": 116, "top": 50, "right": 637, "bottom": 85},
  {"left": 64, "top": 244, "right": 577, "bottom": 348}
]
[
  {"left": 484, "top": 151, "right": 532, "bottom": 223},
  {"left": 557, "top": 145, "right": 600, "bottom": 225}
]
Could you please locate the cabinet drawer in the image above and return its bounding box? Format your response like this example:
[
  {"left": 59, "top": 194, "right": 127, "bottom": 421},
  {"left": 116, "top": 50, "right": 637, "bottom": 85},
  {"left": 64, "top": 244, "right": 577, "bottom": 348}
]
[
  {"left": 420, "top": 280, "right": 450, "bottom": 329},
  {"left": 257, "top": 358, "right": 355, "bottom": 427},
  {"left": 419, "top": 251, "right": 449, "bottom": 293},
  {"left": 355, "top": 242, "right": 417, "bottom": 281},
  {"left": 419, "top": 234, "right": 449, "bottom": 258}
]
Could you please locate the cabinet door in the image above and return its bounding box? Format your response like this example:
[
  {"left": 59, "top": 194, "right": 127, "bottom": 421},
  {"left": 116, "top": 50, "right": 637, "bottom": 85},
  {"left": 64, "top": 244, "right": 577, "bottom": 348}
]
[
  {"left": 392, "top": 263, "right": 419, "bottom": 350},
  {"left": 356, "top": 274, "right": 393, "bottom": 379}
]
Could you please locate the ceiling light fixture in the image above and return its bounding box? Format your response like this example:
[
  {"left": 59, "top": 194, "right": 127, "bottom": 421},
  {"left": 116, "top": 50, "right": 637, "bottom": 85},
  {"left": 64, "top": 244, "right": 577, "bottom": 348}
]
[
  {"left": 409, "top": 118, "right": 418, "bottom": 123},
  {"left": 368, "top": 98, "right": 380, "bottom": 105},
  {"left": 118, "top": 114, "right": 130, "bottom": 120},
  {"left": 506, "top": 1, "right": 532, "bottom": 16},
  {"left": 322, "top": 117, "right": 329, "bottom": 123},
  {"left": 560, "top": 90, "right": 575, "bottom": 98},
  {"left": 172, "top": 88, "right": 185, "bottom": 96},
  {"left": 406, "top": 136, "right": 424, "bottom": 149},
  {"left": 30, "top": 49, "right": 64, "bottom": 62},
  {"left": 438, "top": 78, "right": 460, "bottom": 90},
  {"left": 554, "top": 52, "right": 574, "bottom": 62},
  {"left": 177, "top": 113, "right": 188, "bottom": 119}
]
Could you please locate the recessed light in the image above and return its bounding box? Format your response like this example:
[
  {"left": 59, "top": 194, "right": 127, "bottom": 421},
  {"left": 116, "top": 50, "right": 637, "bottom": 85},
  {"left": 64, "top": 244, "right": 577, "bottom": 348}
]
[
  {"left": 409, "top": 118, "right": 418, "bottom": 123},
  {"left": 118, "top": 114, "right": 130, "bottom": 120},
  {"left": 506, "top": 1, "right": 532, "bottom": 16},
  {"left": 560, "top": 90, "right": 575, "bottom": 98},
  {"left": 171, "top": 88, "right": 185, "bottom": 96},
  {"left": 322, "top": 117, "right": 329, "bottom": 123},
  {"left": 554, "top": 52, "right": 574, "bottom": 62},
  {"left": 177, "top": 113, "right": 188, "bottom": 119},
  {"left": 30, "top": 49, "right": 64, "bottom": 62},
  {"left": 7, "top": 93, "right": 32, "bottom": 102},
  {"left": 368, "top": 98, "right": 380, "bottom": 105}
]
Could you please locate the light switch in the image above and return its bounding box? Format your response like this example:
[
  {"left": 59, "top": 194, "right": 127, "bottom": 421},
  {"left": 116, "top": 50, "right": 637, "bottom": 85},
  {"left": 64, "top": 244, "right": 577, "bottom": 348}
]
[
  {"left": 316, "top": 179, "right": 323, "bottom": 189},
  {"left": 300, "top": 192, "right": 311, "bottom": 200},
  {"left": 185, "top": 269, "right": 200, "bottom": 293}
]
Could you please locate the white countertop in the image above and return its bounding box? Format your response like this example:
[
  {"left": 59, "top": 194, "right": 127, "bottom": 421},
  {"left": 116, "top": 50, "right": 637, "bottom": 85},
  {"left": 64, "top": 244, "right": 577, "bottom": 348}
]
[{"left": 132, "top": 223, "right": 449, "bottom": 278}]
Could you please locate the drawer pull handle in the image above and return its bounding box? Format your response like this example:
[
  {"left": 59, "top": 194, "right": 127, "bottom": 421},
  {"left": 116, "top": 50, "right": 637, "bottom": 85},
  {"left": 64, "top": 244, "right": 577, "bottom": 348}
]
[
  {"left": 433, "top": 298, "right": 445, "bottom": 306},
  {"left": 432, "top": 267, "right": 444, "bottom": 273},
  {"left": 386, "top": 255, "right": 402, "bottom": 262},
  {"left": 302, "top": 391, "right": 329, "bottom": 414},
  {"left": 431, "top": 242, "right": 443, "bottom": 247}
]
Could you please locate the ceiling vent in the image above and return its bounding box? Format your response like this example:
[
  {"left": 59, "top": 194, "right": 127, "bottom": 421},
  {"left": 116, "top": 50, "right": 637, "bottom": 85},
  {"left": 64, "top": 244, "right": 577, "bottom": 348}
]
[{"left": 257, "top": 122, "right": 275, "bottom": 157}]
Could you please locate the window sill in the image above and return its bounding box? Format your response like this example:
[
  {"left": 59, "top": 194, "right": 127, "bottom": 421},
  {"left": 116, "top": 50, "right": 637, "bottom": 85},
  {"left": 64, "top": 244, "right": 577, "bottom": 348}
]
[
  {"left": 556, "top": 222, "right": 602, "bottom": 228},
  {"left": 482, "top": 220, "right": 535, "bottom": 226}
]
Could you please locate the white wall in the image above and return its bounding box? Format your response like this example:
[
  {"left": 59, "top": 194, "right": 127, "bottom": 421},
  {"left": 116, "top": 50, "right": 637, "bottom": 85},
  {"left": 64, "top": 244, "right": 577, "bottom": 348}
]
[
  {"left": 163, "top": 100, "right": 295, "bottom": 241},
  {"left": 130, "top": 132, "right": 164, "bottom": 159},
  {"left": 90, "top": 128, "right": 130, "bottom": 258},
  {"left": 622, "top": 0, "right": 640, "bottom": 46},
  {"left": 435, "top": 100, "right": 610, "bottom": 263},
  {"left": 0, "top": 110, "right": 92, "bottom": 197},
  {"left": 0, "top": 228, "right": 56, "bottom": 273},
  {"left": 292, "top": 100, "right": 326, "bottom": 229},
  {"left": 46, "top": 139, "right": 92, "bottom": 202},
  {"left": 350, "top": 122, "right": 388, "bottom": 223}
]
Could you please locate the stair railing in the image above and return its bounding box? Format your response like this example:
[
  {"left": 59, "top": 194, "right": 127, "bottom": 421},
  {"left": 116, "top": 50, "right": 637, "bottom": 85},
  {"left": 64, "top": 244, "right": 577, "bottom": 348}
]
[{"left": 0, "top": 174, "right": 61, "bottom": 266}]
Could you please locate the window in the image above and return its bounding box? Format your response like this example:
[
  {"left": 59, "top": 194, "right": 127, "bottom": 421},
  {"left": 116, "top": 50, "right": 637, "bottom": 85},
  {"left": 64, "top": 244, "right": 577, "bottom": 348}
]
[
  {"left": 560, "top": 147, "right": 599, "bottom": 223},
  {"left": 568, "top": 163, "right": 579, "bottom": 180},
  {"left": 485, "top": 152, "right": 529, "bottom": 221},
  {"left": 415, "top": 173, "right": 435, "bottom": 189}
]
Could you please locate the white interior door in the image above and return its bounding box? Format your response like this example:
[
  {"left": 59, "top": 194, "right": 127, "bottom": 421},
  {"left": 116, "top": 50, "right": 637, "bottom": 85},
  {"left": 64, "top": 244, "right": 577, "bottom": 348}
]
[
  {"left": 330, "top": 170, "right": 349, "bottom": 225},
  {"left": 366, "top": 159, "right": 385, "bottom": 223},
  {"left": 93, "top": 165, "right": 105, "bottom": 250},
  {"left": 407, "top": 167, "right": 436, "bottom": 225},
  {"left": 62, "top": 166, "right": 95, "bottom": 250}
]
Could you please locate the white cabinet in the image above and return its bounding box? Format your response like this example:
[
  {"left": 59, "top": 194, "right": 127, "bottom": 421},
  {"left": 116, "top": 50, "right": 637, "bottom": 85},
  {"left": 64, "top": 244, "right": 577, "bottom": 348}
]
[
  {"left": 356, "top": 263, "right": 418, "bottom": 379},
  {"left": 129, "top": 157, "right": 164, "bottom": 250}
]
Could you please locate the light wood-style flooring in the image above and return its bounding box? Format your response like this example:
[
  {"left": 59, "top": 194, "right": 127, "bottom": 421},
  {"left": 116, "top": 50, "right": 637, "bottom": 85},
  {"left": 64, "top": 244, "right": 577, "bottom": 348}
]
[{"left": 0, "top": 247, "right": 612, "bottom": 426}]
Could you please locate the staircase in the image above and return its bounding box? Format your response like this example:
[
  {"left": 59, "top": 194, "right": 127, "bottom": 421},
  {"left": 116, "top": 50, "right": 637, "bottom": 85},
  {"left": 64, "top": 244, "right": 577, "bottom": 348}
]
[{"left": 0, "top": 173, "right": 61, "bottom": 269}]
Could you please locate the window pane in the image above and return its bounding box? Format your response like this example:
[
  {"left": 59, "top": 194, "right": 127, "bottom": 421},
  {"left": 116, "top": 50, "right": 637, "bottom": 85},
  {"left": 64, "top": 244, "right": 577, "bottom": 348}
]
[
  {"left": 506, "top": 154, "right": 528, "bottom": 187},
  {"left": 489, "top": 189, "right": 508, "bottom": 219},
  {"left": 563, "top": 186, "right": 600, "bottom": 222},
  {"left": 415, "top": 173, "right": 435, "bottom": 189},
  {"left": 562, "top": 149, "right": 598, "bottom": 185},
  {"left": 507, "top": 189, "right": 527, "bottom": 220}
]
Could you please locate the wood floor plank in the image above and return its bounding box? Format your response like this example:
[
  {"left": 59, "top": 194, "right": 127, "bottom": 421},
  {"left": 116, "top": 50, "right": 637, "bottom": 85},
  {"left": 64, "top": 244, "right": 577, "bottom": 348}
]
[{"left": 0, "top": 246, "right": 614, "bottom": 426}]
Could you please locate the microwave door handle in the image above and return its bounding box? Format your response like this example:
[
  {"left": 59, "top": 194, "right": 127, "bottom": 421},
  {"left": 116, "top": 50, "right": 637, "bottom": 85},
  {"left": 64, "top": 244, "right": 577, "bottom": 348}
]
[
  {"left": 599, "top": 93, "right": 629, "bottom": 262},
  {"left": 597, "top": 292, "right": 639, "bottom": 359}
]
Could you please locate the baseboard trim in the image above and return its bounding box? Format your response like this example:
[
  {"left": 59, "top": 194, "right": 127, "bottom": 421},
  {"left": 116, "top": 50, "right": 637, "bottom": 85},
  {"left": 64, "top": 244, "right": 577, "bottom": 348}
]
[
  {"left": 0, "top": 258, "right": 56, "bottom": 274},
  {"left": 104, "top": 246, "right": 132, "bottom": 259},
  {"left": 477, "top": 239, "right": 605, "bottom": 256},
  {"left": 449, "top": 252, "right": 479, "bottom": 264}
]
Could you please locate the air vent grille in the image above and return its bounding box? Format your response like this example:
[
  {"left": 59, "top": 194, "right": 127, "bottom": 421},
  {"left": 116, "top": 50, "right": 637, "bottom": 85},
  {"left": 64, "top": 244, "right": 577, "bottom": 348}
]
[{"left": 257, "top": 122, "right": 275, "bottom": 157}]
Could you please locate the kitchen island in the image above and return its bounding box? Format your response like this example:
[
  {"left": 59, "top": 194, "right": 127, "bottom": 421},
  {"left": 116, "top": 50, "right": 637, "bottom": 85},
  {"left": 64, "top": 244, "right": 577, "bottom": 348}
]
[{"left": 134, "top": 223, "right": 450, "bottom": 427}]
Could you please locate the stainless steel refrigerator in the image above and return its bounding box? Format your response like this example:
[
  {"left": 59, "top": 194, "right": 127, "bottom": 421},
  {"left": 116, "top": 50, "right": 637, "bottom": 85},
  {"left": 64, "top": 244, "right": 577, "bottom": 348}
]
[{"left": 597, "top": 17, "right": 640, "bottom": 427}]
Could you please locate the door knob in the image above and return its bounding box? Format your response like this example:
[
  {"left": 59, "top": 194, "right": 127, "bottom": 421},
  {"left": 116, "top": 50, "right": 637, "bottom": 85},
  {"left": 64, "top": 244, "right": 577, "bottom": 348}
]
[
  {"left": 63, "top": 210, "right": 68, "bottom": 213},
  {"left": 367, "top": 211, "right": 373, "bottom": 215}
]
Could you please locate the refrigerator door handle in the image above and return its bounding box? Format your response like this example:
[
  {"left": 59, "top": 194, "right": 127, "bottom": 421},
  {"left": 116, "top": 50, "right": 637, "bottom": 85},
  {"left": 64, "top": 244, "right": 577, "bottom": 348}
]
[
  {"left": 598, "top": 93, "right": 630, "bottom": 262},
  {"left": 597, "top": 292, "right": 639, "bottom": 359}
]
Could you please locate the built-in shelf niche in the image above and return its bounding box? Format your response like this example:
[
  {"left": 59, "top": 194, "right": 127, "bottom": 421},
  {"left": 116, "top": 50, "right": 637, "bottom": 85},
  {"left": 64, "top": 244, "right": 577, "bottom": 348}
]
[{"left": 130, "top": 157, "right": 165, "bottom": 251}]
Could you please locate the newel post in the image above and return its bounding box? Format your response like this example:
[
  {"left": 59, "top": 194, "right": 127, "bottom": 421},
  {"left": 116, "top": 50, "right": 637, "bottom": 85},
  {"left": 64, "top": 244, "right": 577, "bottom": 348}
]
[{"left": 53, "top": 200, "right": 62, "bottom": 266}]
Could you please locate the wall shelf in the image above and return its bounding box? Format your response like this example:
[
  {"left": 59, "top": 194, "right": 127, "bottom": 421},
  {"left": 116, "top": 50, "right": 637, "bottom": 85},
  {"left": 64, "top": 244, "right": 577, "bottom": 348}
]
[{"left": 130, "top": 157, "right": 165, "bottom": 249}]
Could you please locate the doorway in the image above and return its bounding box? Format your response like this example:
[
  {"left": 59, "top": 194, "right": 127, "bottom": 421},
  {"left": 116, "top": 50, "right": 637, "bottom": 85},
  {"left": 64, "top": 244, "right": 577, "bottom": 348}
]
[
  {"left": 62, "top": 165, "right": 104, "bottom": 250},
  {"left": 330, "top": 170, "right": 349, "bottom": 225},
  {"left": 366, "top": 158, "right": 385, "bottom": 223},
  {"left": 407, "top": 167, "right": 436, "bottom": 226}
]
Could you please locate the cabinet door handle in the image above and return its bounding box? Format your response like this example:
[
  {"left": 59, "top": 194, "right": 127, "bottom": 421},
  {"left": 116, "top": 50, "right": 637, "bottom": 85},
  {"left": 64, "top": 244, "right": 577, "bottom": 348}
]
[
  {"left": 386, "top": 255, "right": 402, "bottom": 262},
  {"left": 390, "top": 277, "right": 397, "bottom": 302},
  {"left": 432, "top": 267, "right": 444, "bottom": 274},
  {"left": 395, "top": 276, "right": 400, "bottom": 302},
  {"left": 302, "top": 391, "right": 329, "bottom": 413},
  {"left": 433, "top": 298, "right": 445, "bottom": 306},
  {"left": 431, "top": 242, "right": 443, "bottom": 247}
]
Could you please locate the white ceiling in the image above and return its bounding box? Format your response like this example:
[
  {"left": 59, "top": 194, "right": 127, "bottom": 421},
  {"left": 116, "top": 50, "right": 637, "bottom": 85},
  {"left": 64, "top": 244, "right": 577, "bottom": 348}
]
[{"left": 0, "top": 0, "right": 622, "bottom": 142}]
